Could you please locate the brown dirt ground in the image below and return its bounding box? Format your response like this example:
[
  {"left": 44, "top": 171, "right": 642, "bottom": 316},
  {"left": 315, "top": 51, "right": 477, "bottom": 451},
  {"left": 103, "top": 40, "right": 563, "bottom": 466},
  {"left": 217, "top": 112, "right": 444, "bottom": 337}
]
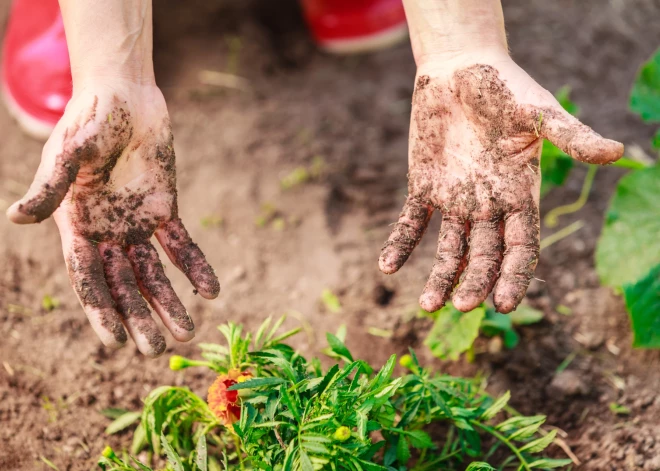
[{"left": 2, "top": 0, "right": 660, "bottom": 470}]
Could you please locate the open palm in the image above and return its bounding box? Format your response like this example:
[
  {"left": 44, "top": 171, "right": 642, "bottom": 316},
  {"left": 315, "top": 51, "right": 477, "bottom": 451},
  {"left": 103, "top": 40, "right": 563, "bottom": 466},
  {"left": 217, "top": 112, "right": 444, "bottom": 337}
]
[
  {"left": 379, "top": 60, "right": 623, "bottom": 314},
  {"left": 8, "top": 83, "right": 219, "bottom": 356}
]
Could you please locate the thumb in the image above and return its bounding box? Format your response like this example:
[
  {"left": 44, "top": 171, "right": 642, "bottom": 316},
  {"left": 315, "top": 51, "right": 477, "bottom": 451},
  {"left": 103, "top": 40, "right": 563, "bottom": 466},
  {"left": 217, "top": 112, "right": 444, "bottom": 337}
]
[
  {"left": 7, "top": 145, "right": 83, "bottom": 224},
  {"left": 539, "top": 104, "right": 624, "bottom": 165}
]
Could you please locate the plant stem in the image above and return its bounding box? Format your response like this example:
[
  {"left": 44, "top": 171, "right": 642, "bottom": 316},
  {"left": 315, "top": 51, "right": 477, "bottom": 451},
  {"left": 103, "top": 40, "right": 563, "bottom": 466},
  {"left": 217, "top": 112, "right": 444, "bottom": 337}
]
[
  {"left": 539, "top": 220, "right": 585, "bottom": 251},
  {"left": 412, "top": 449, "right": 462, "bottom": 471},
  {"left": 233, "top": 433, "right": 246, "bottom": 471},
  {"left": 544, "top": 164, "right": 597, "bottom": 228},
  {"left": 469, "top": 420, "right": 531, "bottom": 471}
]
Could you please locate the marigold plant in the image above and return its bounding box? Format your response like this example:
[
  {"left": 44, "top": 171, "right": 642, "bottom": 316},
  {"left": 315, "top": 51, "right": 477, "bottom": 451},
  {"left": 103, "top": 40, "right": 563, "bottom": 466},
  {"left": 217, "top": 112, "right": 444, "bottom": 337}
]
[{"left": 99, "top": 317, "right": 572, "bottom": 471}]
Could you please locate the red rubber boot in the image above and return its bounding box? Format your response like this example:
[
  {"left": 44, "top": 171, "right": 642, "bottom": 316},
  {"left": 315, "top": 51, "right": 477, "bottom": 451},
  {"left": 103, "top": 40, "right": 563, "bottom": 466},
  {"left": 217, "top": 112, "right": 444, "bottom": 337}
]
[
  {"left": 299, "top": 0, "right": 408, "bottom": 54},
  {"left": 2, "top": 0, "right": 72, "bottom": 140}
]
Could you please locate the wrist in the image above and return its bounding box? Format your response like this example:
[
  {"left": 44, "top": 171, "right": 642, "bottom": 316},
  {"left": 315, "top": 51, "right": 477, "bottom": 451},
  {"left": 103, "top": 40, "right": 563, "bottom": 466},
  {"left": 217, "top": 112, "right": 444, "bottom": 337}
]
[
  {"left": 71, "top": 59, "right": 156, "bottom": 90},
  {"left": 411, "top": 34, "right": 509, "bottom": 70},
  {"left": 402, "top": 0, "right": 508, "bottom": 67},
  {"left": 59, "top": 0, "right": 155, "bottom": 88}
]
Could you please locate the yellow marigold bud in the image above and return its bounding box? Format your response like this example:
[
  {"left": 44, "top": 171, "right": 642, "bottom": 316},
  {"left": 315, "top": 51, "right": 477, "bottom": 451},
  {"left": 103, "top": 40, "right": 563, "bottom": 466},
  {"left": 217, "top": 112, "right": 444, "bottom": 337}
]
[
  {"left": 102, "top": 446, "right": 117, "bottom": 459},
  {"left": 169, "top": 355, "right": 213, "bottom": 371},
  {"left": 169, "top": 355, "right": 189, "bottom": 371},
  {"left": 333, "top": 426, "right": 351, "bottom": 441},
  {"left": 399, "top": 354, "right": 414, "bottom": 369}
]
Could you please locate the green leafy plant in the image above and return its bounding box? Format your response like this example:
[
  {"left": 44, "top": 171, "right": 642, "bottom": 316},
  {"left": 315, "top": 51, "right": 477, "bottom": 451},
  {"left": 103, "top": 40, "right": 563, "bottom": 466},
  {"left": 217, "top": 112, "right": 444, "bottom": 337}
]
[
  {"left": 423, "top": 303, "right": 544, "bottom": 360},
  {"left": 99, "top": 318, "right": 570, "bottom": 471},
  {"left": 630, "top": 46, "right": 660, "bottom": 142},
  {"left": 595, "top": 48, "right": 660, "bottom": 348}
]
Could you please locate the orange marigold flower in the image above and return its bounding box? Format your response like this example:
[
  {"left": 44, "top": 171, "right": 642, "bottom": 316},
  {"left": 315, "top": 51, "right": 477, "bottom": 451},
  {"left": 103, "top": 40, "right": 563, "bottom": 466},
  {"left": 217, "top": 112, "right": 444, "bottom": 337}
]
[{"left": 207, "top": 368, "right": 252, "bottom": 425}]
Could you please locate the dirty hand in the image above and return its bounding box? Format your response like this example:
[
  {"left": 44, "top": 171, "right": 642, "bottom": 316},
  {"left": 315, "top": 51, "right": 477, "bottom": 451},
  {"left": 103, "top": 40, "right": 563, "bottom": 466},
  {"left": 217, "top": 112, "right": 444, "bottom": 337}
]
[
  {"left": 7, "top": 83, "right": 220, "bottom": 356},
  {"left": 379, "top": 57, "right": 624, "bottom": 313}
]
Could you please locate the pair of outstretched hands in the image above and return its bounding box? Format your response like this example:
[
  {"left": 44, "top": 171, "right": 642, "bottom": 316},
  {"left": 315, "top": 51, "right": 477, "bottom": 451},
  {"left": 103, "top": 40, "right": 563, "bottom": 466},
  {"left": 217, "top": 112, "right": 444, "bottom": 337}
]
[{"left": 7, "top": 58, "right": 623, "bottom": 357}]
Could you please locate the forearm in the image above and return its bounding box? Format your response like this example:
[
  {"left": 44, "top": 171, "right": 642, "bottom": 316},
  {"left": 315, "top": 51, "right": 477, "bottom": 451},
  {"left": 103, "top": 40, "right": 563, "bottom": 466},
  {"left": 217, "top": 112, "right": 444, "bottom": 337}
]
[
  {"left": 59, "top": 0, "right": 155, "bottom": 87},
  {"left": 402, "top": 0, "right": 508, "bottom": 66}
]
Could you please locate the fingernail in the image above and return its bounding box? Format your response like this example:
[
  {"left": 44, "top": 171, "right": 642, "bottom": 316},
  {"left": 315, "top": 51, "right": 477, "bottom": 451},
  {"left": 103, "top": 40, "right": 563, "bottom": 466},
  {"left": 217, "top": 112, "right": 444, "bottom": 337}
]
[{"left": 6, "top": 202, "right": 37, "bottom": 224}]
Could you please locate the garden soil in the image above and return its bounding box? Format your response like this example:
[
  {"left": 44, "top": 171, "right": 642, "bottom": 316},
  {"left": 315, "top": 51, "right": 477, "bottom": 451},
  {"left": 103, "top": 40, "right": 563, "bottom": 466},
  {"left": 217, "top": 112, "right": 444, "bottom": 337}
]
[{"left": 2, "top": 1, "right": 660, "bottom": 469}]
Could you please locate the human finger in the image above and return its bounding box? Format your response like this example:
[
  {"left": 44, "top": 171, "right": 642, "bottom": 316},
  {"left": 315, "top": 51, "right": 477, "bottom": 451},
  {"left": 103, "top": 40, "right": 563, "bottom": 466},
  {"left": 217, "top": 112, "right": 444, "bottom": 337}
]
[
  {"left": 539, "top": 104, "right": 623, "bottom": 165},
  {"left": 379, "top": 196, "right": 433, "bottom": 274},
  {"left": 62, "top": 234, "right": 127, "bottom": 349},
  {"left": 127, "top": 242, "right": 194, "bottom": 342},
  {"left": 155, "top": 217, "right": 220, "bottom": 299},
  {"left": 419, "top": 215, "right": 469, "bottom": 312},
  {"left": 6, "top": 142, "right": 96, "bottom": 224},
  {"left": 452, "top": 219, "right": 503, "bottom": 312},
  {"left": 492, "top": 210, "right": 540, "bottom": 313},
  {"left": 99, "top": 243, "right": 166, "bottom": 357}
]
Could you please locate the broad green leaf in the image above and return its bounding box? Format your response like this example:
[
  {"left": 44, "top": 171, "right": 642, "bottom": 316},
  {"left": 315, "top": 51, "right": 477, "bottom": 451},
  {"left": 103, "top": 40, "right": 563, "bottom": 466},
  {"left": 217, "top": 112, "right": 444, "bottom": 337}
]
[
  {"left": 481, "top": 391, "right": 510, "bottom": 420},
  {"left": 555, "top": 85, "right": 580, "bottom": 115},
  {"left": 503, "top": 329, "right": 520, "bottom": 349},
  {"left": 630, "top": 47, "right": 660, "bottom": 122},
  {"left": 596, "top": 165, "right": 660, "bottom": 286},
  {"left": 227, "top": 377, "right": 288, "bottom": 391},
  {"left": 195, "top": 435, "right": 208, "bottom": 471},
  {"left": 519, "top": 429, "right": 557, "bottom": 453},
  {"left": 480, "top": 308, "right": 512, "bottom": 336},
  {"left": 540, "top": 143, "right": 573, "bottom": 197},
  {"left": 623, "top": 263, "right": 660, "bottom": 348},
  {"left": 104, "top": 411, "right": 141, "bottom": 435},
  {"left": 424, "top": 304, "right": 485, "bottom": 360},
  {"left": 509, "top": 305, "right": 544, "bottom": 325}
]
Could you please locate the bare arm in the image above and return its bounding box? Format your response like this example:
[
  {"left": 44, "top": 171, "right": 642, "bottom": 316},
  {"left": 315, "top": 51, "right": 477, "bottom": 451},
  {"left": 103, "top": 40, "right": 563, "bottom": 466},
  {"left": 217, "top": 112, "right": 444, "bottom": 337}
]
[
  {"left": 7, "top": 0, "right": 219, "bottom": 356},
  {"left": 60, "top": 0, "right": 155, "bottom": 86},
  {"left": 404, "top": 0, "right": 507, "bottom": 65}
]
